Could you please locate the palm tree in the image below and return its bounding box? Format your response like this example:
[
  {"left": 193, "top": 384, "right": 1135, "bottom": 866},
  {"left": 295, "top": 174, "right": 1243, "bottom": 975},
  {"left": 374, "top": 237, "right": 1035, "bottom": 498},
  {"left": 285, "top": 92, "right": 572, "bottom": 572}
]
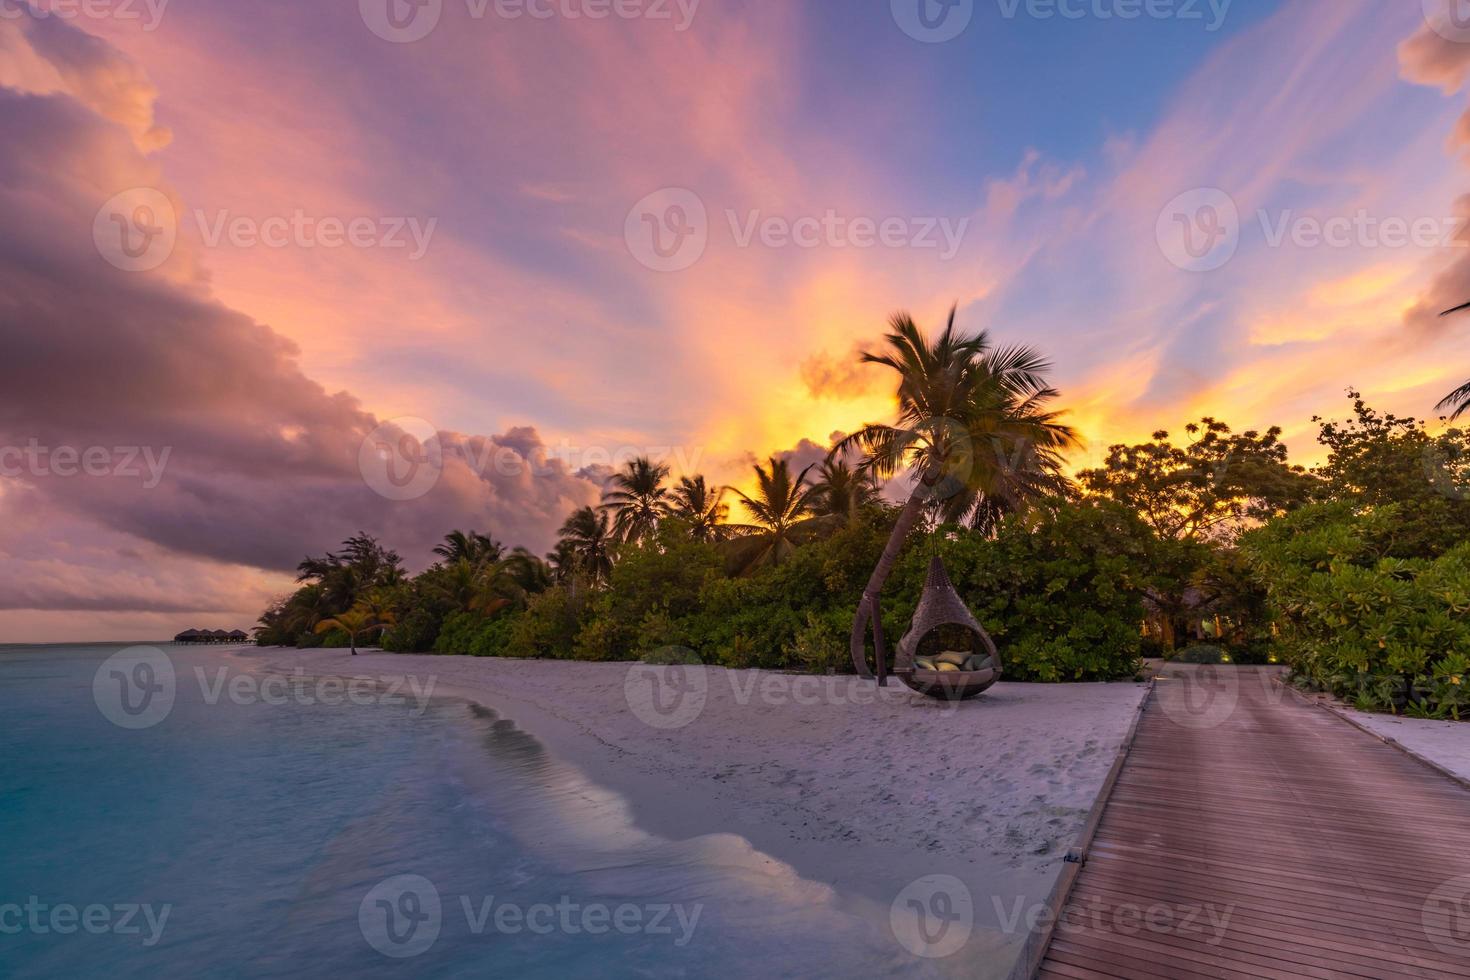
[
  {"left": 836, "top": 307, "right": 1081, "bottom": 679},
  {"left": 722, "top": 458, "right": 831, "bottom": 574},
  {"left": 470, "top": 549, "right": 553, "bottom": 615},
  {"left": 600, "top": 457, "right": 671, "bottom": 544},
  {"left": 556, "top": 506, "right": 616, "bottom": 587},
  {"left": 810, "top": 458, "right": 882, "bottom": 523},
  {"left": 433, "top": 530, "right": 503, "bottom": 565},
  {"left": 313, "top": 606, "right": 387, "bottom": 655},
  {"left": 667, "top": 475, "right": 730, "bottom": 542},
  {"left": 1438, "top": 302, "right": 1470, "bottom": 420}
]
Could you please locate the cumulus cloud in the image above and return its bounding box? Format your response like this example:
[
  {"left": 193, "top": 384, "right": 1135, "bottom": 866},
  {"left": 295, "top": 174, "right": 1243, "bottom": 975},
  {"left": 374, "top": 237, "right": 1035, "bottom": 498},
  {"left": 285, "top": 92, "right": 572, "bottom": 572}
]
[
  {"left": 1399, "top": 22, "right": 1470, "bottom": 337},
  {"left": 0, "top": 15, "right": 599, "bottom": 625},
  {"left": 0, "top": 7, "right": 170, "bottom": 150}
]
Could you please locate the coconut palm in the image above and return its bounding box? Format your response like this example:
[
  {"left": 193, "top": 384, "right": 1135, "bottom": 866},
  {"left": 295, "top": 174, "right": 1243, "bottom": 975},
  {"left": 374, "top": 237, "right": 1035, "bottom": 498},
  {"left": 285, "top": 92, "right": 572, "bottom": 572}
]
[
  {"left": 556, "top": 506, "right": 616, "bottom": 586},
  {"left": 313, "top": 606, "right": 387, "bottom": 655},
  {"left": 722, "top": 458, "right": 831, "bottom": 575},
  {"left": 433, "top": 530, "right": 503, "bottom": 565},
  {"left": 470, "top": 549, "right": 553, "bottom": 614},
  {"left": 836, "top": 307, "right": 1081, "bottom": 678},
  {"left": 1437, "top": 302, "right": 1470, "bottom": 419},
  {"left": 667, "top": 475, "right": 730, "bottom": 542},
  {"left": 600, "top": 457, "right": 672, "bottom": 544},
  {"left": 810, "top": 458, "right": 882, "bottom": 523}
]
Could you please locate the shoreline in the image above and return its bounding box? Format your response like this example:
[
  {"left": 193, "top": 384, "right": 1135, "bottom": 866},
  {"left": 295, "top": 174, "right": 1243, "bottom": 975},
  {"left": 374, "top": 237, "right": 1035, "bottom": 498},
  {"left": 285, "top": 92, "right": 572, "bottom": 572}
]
[{"left": 241, "top": 646, "right": 1149, "bottom": 977}]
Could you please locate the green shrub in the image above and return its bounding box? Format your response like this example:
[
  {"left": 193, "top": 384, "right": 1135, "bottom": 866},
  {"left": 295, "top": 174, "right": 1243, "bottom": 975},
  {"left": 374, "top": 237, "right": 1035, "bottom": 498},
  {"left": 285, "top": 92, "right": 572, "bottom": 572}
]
[
  {"left": 505, "top": 586, "right": 585, "bottom": 659},
  {"left": 382, "top": 606, "right": 440, "bottom": 653},
  {"left": 1174, "top": 643, "right": 1228, "bottom": 664},
  {"left": 882, "top": 500, "right": 1147, "bottom": 682},
  {"left": 1240, "top": 502, "right": 1470, "bottom": 718}
]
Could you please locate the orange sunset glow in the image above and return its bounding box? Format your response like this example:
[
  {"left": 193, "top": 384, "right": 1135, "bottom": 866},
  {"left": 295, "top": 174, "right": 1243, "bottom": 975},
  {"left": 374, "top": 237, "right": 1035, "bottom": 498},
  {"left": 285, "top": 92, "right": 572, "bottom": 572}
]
[{"left": 6, "top": 1, "right": 1470, "bottom": 640}]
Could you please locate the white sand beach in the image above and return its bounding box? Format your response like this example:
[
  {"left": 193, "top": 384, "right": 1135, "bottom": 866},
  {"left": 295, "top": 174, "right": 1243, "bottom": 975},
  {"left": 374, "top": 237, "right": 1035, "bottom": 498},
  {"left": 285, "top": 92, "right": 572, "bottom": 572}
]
[
  {"left": 243, "top": 647, "right": 1148, "bottom": 977},
  {"left": 1340, "top": 710, "right": 1470, "bottom": 785}
]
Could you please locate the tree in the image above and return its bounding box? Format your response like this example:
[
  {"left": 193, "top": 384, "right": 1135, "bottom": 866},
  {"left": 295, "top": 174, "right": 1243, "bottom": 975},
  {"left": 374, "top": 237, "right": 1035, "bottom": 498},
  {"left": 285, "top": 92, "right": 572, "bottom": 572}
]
[
  {"left": 810, "top": 459, "right": 882, "bottom": 523},
  {"left": 836, "top": 307, "right": 1081, "bottom": 678},
  {"left": 296, "top": 533, "right": 405, "bottom": 613},
  {"left": 1313, "top": 392, "right": 1470, "bottom": 558},
  {"left": 433, "top": 530, "right": 503, "bottom": 566},
  {"left": 600, "top": 457, "right": 672, "bottom": 544},
  {"left": 1078, "top": 418, "right": 1309, "bottom": 652},
  {"left": 1079, "top": 419, "right": 1310, "bottom": 542},
  {"left": 1436, "top": 301, "right": 1470, "bottom": 419},
  {"left": 667, "top": 475, "right": 730, "bottom": 542},
  {"left": 313, "top": 606, "right": 388, "bottom": 655},
  {"left": 556, "top": 506, "right": 616, "bottom": 587},
  {"left": 723, "top": 458, "right": 831, "bottom": 575},
  {"left": 470, "top": 549, "right": 553, "bottom": 615}
]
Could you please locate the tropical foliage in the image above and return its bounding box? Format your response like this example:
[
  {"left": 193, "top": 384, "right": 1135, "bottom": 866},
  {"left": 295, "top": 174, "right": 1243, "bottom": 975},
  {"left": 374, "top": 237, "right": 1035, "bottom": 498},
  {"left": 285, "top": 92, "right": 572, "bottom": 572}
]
[{"left": 251, "top": 309, "right": 1470, "bottom": 717}]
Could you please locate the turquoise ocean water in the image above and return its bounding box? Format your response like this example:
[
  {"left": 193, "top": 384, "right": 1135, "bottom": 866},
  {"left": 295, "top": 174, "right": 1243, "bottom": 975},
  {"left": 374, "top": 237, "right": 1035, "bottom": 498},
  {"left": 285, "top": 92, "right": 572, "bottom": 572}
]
[{"left": 0, "top": 644, "right": 948, "bottom": 979}]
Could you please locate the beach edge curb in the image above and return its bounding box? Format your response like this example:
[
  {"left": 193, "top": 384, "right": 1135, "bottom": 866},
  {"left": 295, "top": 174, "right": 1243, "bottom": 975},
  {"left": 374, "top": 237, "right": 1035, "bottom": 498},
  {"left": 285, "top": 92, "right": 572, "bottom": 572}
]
[
  {"left": 1275, "top": 676, "right": 1470, "bottom": 794},
  {"left": 1007, "top": 672, "right": 1157, "bottom": 980}
]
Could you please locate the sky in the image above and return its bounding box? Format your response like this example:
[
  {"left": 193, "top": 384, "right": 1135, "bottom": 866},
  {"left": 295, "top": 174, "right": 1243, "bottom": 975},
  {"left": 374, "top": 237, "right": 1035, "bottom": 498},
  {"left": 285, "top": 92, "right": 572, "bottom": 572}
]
[{"left": 6, "top": 0, "right": 1470, "bottom": 640}]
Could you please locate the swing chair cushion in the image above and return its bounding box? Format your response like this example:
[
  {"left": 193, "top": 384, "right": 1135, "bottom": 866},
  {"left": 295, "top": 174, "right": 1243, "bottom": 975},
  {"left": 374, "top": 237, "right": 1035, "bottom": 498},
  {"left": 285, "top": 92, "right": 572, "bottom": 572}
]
[{"left": 896, "top": 557, "right": 1002, "bottom": 700}]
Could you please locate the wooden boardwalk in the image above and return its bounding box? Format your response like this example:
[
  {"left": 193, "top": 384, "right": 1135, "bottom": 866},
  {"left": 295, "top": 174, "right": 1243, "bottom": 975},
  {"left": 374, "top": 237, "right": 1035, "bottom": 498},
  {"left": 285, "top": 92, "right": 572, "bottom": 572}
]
[{"left": 1038, "top": 665, "right": 1470, "bottom": 980}]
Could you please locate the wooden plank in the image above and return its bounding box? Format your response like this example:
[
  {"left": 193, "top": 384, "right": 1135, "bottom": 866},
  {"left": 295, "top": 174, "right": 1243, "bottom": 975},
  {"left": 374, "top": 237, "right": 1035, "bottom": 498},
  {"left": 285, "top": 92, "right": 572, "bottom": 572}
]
[{"left": 1035, "top": 665, "right": 1470, "bottom": 980}]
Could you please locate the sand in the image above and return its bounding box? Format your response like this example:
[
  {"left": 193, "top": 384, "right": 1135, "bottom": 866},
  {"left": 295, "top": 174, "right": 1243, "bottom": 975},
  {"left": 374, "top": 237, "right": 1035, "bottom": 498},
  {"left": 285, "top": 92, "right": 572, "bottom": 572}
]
[
  {"left": 241, "top": 647, "right": 1148, "bottom": 977},
  {"left": 1341, "top": 710, "right": 1470, "bottom": 785}
]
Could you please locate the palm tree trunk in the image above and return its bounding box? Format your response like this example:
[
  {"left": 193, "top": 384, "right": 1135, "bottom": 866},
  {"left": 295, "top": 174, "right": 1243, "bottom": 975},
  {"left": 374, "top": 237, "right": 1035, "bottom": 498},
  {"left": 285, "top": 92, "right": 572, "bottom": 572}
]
[{"left": 850, "top": 473, "right": 937, "bottom": 683}]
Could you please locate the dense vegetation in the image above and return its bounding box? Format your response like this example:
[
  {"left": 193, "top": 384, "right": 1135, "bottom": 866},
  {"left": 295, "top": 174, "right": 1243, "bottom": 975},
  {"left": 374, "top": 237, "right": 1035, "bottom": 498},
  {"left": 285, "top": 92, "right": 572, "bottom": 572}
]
[{"left": 255, "top": 317, "right": 1470, "bottom": 716}]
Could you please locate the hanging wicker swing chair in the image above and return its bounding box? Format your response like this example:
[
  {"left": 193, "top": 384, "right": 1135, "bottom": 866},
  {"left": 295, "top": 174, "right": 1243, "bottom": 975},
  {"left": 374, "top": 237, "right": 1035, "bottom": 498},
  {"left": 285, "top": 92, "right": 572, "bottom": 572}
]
[{"left": 893, "top": 557, "right": 1002, "bottom": 701}]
